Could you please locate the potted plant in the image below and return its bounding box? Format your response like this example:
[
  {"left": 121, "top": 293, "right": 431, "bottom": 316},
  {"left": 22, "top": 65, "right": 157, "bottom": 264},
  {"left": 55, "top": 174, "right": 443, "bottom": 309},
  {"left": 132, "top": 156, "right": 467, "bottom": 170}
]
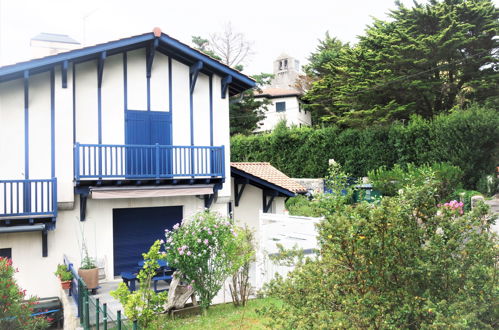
[
  {"left": 54, "top": 264, "right": 73, "bottom": 290},
  {"left": 78, "top": 253, "right": 99, "bottom": 290}
]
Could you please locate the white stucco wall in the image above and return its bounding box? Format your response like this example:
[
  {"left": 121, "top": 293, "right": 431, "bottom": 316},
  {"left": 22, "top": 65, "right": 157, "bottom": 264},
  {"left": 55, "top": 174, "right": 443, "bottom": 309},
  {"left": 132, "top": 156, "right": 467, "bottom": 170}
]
[
  {"left": 231, "top": 182, "right": 286, "bottom": 240},
  {"left": 255, "top": 95, "right": 312, "bottom": 132}
]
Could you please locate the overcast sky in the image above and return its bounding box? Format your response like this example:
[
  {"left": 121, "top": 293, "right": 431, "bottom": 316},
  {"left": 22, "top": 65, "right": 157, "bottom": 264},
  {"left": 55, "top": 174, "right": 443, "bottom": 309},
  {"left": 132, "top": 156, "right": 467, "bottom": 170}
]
[{"left": 0, "top": 0, "right": 497, "bottom": 75}]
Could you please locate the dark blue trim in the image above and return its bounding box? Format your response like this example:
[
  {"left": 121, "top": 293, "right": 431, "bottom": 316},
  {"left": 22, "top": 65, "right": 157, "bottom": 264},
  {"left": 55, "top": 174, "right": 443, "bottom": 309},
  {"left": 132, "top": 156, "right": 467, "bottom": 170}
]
[
  {"left": 72, "top": 63, "right": 76, "bottom": 145},
  {"left": 61, "top": 60, "right": 68, "bottom": 88},
  {"left": 97, "top": 53, "right": 105, "bottom": 144},
  {"left": 189, "top": 61, "right": 203, "bottom": 93},
  {"left": 189, "top": 74, "right": 194, "bottom": 146},
  {"left": 23, "top": 71, "right": 29, "bottom": 180},
  {"left": 50, "top": 69, "right": 55, "bottom": 178},
  {"left": 123, "top": 52, "right": 128, "bottom": 110},
  {"left": 146, "top": 39, "right": 159, "bottom": 78},
  {"left": 147, "top": 76, "right": 151, "bottom": 111},
  {"left": 221, "top": 75, "right": 232, "bottom": 99},
  {"left": 0, "top": 32, "right": 255, "bottom": 94},
  {"left": 231, "top": 167, "right": 296, "bottom": 197},
  {"left": 168, "top": 56, "right": 173, "bottom": 143},
  {"left": 209, "top": 75, "right": 213, "bottom": 146}
]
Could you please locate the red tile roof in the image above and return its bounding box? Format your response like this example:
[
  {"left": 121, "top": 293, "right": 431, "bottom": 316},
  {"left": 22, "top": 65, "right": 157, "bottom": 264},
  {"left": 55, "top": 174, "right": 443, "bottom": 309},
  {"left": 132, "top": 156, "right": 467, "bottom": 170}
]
[
  {"left": 231, "top": 162, "right": 307, "bottom": 194},
  {"left": 254, "top": 87, "right": 302, "bottom": 98}
]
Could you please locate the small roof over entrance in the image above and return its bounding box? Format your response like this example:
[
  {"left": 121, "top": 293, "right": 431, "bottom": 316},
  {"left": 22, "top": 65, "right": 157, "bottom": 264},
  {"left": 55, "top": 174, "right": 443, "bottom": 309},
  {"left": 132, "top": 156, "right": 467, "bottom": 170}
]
[{"left": 231, "top": 162, "right": 307, "bottom": 197}]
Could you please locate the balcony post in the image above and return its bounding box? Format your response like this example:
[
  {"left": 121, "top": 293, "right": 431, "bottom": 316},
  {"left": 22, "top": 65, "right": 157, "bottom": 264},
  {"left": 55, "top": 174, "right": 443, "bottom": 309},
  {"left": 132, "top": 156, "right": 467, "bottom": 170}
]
[
  {"left": 155, "top": 143, "right": 160, "bottom": 179},
  {"left": 221, "top": 145, "right": 225, "bottom": 178},
  {"left": 74, "top": 143, "right": 80, "bottom": 181}
]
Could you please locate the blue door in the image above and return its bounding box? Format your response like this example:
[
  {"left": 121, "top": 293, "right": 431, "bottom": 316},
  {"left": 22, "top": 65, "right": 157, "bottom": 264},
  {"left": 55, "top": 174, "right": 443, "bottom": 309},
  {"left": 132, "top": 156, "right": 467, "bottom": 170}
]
[
  {"left": 125, "top": 110, "right": 172, "bottom": 177},
  {"left": 113, "top": 206, "right": 182, "bottom": 275}
]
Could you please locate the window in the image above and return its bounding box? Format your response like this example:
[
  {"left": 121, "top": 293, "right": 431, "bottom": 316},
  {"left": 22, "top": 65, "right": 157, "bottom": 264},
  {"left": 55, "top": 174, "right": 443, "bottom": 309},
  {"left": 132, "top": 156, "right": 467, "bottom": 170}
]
[
  {"left": 0, "top": 248, "right": 12, "bottom": 259},
  {"left": 276, "top": 101, "right": 286, "bottom": 112}
]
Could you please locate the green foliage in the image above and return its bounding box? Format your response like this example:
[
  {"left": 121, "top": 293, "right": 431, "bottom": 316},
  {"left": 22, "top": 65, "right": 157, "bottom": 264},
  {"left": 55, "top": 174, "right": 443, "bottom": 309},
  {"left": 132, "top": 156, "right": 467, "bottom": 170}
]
[
  {"left": 0, "top": 257, "right": 49, "bottom": 330},
  {"left": 263, "top": 170, "right": 499, "bottom": 328},
  {"left": 450, "top": 189, "right": 484, "bottom": 211},
  {"left": 111, "top": 240, "right": 168, "bottom": 327},
  {"left": 54, "top": 264, "right": 73, "bottom": 282},
  {"left": 229, "top": 73, "right": 273, "bottom": 136},
  {"left": 368, "top": 162, "right": 463, "bottom": 200},
  {"left": 303, "top": 0, "right": 499, "bottom": 127},
  {"left": 285, "top": 195, "right": 323, "bottom": 217},
  {"left": 229, "top": 226, "right": 255, "bottom": 307},
  {"left": 476, "top": 174, "right": 499, "bottom": 196},
  {"left": 231, "top": 106, "right": 499, "bottom": 189},
  {"left": 163, "top": 211, "right": 246, "bottom": 311}
]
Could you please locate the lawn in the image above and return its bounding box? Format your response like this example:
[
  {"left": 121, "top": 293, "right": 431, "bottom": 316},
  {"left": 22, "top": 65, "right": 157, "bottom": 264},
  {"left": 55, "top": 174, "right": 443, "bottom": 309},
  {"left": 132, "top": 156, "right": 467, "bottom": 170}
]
[{"left": 148, "top": 298, "right": 281, "bottom": 329}]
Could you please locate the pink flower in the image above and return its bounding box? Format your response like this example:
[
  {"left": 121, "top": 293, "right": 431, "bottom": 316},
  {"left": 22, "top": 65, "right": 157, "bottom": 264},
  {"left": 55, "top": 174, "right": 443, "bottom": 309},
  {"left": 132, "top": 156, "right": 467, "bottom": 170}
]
[
  {"left": 173, "top": 223, "right": 180, "bottom": 230},
  {"left": 187, "top": 251, "right": 191, "bottom": 256},
  {"left": 197, "top": 239, "right": 202, "bottom": 243},
  {"left": 179, "top": 250, "right": 184, "bottom": 255},
  {"left": 204, "top": 239, "right": 209, "bottom": 245},
  {"left": 159, "top": 239, "right": 164, "bottom": 244}
]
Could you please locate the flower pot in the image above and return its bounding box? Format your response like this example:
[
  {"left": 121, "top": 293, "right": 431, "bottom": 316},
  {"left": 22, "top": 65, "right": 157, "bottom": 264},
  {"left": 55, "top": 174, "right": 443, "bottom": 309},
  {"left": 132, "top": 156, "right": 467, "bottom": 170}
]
[
  {"left": 78, "top": 268, "right": 99, "bottom": 289},
  {"left": 60, "top": 279, "right": 71, "bottom": 290}
]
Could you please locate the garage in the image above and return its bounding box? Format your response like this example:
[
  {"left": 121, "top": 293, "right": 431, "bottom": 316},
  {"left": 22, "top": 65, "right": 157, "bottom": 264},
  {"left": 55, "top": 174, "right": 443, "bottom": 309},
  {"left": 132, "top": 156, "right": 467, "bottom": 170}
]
[{"left": 112, "top": 206, "right": 182, "bottom": 275}]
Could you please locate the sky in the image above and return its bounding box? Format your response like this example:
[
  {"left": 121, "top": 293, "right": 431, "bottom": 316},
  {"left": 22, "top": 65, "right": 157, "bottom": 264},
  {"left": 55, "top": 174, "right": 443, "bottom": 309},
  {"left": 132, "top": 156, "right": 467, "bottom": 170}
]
[{"left": 0, "top": 0, "right": 497, "bottom": 75}]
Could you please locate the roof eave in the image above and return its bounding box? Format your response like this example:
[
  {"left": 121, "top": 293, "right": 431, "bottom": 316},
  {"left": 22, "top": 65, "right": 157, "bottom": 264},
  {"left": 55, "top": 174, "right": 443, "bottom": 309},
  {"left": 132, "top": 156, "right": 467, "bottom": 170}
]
[{"left": 230, "top": 167, "right": 296, "bottom": 197}]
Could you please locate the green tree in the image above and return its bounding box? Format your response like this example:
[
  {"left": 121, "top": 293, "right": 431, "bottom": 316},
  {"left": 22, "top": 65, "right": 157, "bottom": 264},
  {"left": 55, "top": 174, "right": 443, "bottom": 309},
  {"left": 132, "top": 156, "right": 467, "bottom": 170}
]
[
  {"left": 304, "top": 0, "right": 499, "bottom": 127},
  {"left": 230, "top": 73, "right": 272, "bottom": 136}
]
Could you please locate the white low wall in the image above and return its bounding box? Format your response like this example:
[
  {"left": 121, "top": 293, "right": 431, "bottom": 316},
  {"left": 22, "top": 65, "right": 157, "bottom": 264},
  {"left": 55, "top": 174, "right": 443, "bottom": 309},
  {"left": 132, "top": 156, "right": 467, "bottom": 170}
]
[{"left": 253, "top": 211, "right": 321, "bottom": 290}]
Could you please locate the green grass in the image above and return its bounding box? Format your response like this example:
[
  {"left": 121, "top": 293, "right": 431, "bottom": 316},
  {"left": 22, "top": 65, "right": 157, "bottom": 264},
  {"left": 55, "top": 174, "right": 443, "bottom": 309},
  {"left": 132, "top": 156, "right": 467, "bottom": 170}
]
[{"left": 148, "top": 298, "right": 281, "bottom": 329}]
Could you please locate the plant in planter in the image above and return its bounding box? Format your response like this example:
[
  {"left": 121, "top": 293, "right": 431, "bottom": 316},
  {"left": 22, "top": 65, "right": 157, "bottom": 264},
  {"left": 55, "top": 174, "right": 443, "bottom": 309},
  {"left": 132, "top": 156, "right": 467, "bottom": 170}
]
[
  {"left": 78, "top": 254, "right": 99, "bottom": 290},
  {"left": 54, "top": 264, "right": 73, "bottom": 290}
]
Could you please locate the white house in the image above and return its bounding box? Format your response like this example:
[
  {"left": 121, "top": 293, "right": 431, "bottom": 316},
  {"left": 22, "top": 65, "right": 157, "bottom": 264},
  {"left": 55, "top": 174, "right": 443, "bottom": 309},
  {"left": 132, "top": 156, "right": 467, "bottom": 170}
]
[
  {"left": 254, "top": 54, "right": 312, "bottom": 132},
  {"left": 0, "top": 28, "right": 255, "bottom": 298}
]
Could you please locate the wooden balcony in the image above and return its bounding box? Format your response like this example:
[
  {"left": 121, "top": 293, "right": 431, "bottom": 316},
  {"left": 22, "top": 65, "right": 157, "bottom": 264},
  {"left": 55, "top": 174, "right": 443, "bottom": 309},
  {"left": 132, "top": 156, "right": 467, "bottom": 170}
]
[
  {"left": 0, "top": 178, "right": 57, "bottom": 224},
  {"left": 74, "top": 143, "right": 225, "bottom": 184}
]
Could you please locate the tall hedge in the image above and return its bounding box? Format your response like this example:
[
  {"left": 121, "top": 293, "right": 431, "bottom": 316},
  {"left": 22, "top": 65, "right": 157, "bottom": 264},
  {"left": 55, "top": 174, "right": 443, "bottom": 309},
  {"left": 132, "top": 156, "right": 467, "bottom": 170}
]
[{"left": 230, "top": 107, "right": 499, "bottom": 189}]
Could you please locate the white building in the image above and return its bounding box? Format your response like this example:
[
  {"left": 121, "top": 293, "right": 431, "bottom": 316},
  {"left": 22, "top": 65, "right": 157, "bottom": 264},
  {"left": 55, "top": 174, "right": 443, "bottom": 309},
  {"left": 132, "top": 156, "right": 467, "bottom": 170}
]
[
  {"left": 254, "top": 54, "right": 312, "bottom": 132},
  {"left": 0, "top": 28, "right": 256, "bottom": 298}
]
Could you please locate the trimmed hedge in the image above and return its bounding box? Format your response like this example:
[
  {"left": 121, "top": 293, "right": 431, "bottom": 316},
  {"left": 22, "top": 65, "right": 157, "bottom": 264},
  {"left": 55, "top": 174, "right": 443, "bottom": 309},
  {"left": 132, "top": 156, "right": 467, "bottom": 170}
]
[{"left": 231, "top": 107, "right": 499, "bottom": 189}]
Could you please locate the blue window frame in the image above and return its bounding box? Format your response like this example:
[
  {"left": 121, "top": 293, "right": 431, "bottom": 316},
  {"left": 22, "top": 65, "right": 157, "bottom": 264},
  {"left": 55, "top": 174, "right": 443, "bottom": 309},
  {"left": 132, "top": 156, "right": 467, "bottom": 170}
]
[
  {"left": 0, "top": 248, "right": 12, "bottom": 259},
  {"left": 276, "top": 101, "right": 286, "bottom": 112}
]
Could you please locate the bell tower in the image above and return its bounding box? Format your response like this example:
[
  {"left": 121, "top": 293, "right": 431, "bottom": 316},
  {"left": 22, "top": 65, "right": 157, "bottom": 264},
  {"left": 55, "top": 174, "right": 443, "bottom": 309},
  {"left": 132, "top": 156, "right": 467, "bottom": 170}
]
[{"left": 271, "top": 54, "right": 300, "bottom": 89}]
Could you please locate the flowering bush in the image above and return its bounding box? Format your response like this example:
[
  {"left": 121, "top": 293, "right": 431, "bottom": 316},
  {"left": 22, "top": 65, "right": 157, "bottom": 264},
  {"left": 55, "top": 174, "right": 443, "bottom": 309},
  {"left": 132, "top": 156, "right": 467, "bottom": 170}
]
[
  {"left": 163, "top": 211, "right": 245, "bottom": 311},
  {"left": 111, "top": 240, "right": 168, "bottom": 327},
  {"left": 0, "top": 257, "right": 49, "bottom": 329},
  {"left": 439, "top": 200, "right": 464, "bottom": 215},
  {"left": 262, "top": 167, "right": 499, "bottom": 328}
]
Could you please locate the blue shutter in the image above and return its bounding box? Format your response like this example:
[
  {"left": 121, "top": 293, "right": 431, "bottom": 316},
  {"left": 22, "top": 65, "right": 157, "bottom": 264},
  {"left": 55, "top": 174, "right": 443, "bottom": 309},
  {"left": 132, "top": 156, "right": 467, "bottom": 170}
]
[
  {"left": 113, "top": 206, "right": 182, "bottom": 275},
  {"left": 150, "top": 112, "right": 172, "bottom": 176}
]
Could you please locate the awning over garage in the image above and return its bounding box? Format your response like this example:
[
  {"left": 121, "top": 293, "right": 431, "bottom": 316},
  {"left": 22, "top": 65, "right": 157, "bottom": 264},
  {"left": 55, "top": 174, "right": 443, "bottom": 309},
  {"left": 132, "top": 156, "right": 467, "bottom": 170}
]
[{"left": 90, "top": 184, "right": 214, "bottom": 199}]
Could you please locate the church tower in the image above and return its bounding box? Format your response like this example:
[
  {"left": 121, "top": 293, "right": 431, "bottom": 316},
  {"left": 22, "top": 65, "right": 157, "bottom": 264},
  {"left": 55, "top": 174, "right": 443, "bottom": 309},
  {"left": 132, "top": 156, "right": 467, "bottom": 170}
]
[{"left": 271, "top": 53, "right": 300, "bottom": 90}]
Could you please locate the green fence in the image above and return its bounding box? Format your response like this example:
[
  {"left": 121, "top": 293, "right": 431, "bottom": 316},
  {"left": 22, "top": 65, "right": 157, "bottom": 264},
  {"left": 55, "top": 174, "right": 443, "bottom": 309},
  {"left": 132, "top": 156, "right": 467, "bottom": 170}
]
[{"left": 79, "top": 278, "right": 138, "bottom": 330}]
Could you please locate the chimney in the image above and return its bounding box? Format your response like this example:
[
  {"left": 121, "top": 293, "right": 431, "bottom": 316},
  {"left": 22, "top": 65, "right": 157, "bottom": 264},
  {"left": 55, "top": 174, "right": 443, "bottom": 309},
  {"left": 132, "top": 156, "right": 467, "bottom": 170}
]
[{"left": 30, "top": 33, "right": 81, "bottom": 58}]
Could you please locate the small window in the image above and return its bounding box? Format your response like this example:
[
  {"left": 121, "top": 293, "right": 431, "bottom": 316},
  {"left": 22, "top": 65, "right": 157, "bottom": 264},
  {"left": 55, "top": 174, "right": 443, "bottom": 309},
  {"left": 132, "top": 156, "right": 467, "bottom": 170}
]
[
  {"left": 276, "top": 102, "right": 286, "bottom": 112},
  {"left": 0, "top": 248, "right": 12, "bottom": 259}
]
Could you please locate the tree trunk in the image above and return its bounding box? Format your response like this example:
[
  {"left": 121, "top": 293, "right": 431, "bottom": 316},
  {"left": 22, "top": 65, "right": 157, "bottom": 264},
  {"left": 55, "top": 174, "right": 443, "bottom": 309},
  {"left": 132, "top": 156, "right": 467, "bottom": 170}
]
[{"left": 163, "top": 271, "right": 197, "bottom": 313}]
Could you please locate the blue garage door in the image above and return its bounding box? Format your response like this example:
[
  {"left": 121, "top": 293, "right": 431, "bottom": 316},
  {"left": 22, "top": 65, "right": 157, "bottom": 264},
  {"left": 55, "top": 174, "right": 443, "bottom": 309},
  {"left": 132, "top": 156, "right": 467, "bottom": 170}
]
[{"left": 113, "top": 206, "right": 182, "bottom": 276}]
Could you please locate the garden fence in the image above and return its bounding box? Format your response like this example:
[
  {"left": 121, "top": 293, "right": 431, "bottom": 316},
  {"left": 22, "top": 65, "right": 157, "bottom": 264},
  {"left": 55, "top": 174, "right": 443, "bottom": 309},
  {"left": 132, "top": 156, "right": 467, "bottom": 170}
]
[{"left": 64, "top": 255, "right": 137, "bottom": 330}]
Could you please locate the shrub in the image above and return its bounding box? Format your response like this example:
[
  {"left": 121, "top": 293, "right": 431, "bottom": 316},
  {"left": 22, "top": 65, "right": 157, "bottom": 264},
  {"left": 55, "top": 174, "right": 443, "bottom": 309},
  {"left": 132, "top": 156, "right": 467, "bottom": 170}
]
[
  {"left": 163, "top": 211, "right": 245, "bottom": 312},
  {"left": 262, "top": 168, "right": 498, "bottom": 328},
  {"left": 229, "top": 226, "right": 255, "bottom": 307},
  {"left": 285, "top": 195, "right": 323, "bottom": 217},
  {"left": 476, "top": 174, "right": 499, "bottom": 197},
  {"left": 110, "top": 240, "right": 168, "bottom": 327},
  {"left": 231, "top": 106, "right": 499, "bottom": 189},
  {"left": 368, "top": 162, "right": 463, "bottom": 200},
  {"left": 54, "top": 264, "right": 73, "bottom": 282},
  {"left": 0, "top": 257, "right": 50, "bottom": 330},
  {"left": 450, "top": 189, "right": 484, "bottom": 212}
]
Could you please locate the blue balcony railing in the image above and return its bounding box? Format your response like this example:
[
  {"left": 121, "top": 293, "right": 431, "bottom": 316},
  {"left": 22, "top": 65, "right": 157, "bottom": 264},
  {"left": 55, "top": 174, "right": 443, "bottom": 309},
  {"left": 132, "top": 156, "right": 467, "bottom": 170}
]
[
  {"left": 74, "top": 143, "right": 225, "bottom": 180},
  {"left": 0, "top": 178, "right": 57, "bottom": 218}
]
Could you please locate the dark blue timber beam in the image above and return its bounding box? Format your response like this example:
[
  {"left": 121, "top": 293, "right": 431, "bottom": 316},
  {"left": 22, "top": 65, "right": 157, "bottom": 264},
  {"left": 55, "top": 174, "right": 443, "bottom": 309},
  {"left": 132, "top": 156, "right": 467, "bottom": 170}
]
[
  {"left": 221, "top": 75, "right": 232, "bottom": 99},
  {"left": 97, "top": 51, "right": 107, "bottom": 88},
  {"left": 263, "top": 190, "right": 279, "bottom": 213},
  {"left": 190, "top": 61, "right": 203, "bottom": 93},
  {"left": 61, "top": 60, "right": 68, "bottom": 88},
  {"left": 146, "top": 38, "right": 159, "bottom": 78}
]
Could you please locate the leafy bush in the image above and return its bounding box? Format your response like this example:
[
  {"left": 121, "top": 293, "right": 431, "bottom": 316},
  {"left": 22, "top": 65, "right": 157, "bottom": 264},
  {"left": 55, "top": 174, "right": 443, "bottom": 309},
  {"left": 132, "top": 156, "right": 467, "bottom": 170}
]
[
  {"left": 0, "top": 257, "right": 50, "bottom": 329},
  {"left": 476, "top": 174, "right": 499, "bottom": 197},
  {"left": 231, "top": 106, "right": 499, "bottom": 189},
  {"left": 111, "top": 240, "right": 168, "bottom": 327},
  {"left": 229, "top": 226, "right": 255, "bottom": 307},
  {"left": 54, "top": 264, "right": 73, "bottom": 282},
  {"left": 163, "top": 211, "right": 246, "bottom": 312},
  {"left": 450, "top": 189, "right": 484, "bottom": 212},
  {"left": 285, "top": 195, "right": 323, "bottom": 217},
  {"left": 262, "top": 168, "right": 498, "bottom": 328},
  {"left": 368, "top": 162, "right": 463, "bottom": 200}
]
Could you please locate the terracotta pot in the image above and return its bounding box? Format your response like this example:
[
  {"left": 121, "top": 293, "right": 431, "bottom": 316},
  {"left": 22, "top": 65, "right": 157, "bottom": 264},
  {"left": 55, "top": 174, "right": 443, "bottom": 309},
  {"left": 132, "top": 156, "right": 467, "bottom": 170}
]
[
  {"left": 78, "top": 268, "right": 99, "bottom": 289},
  {"left": 60, "top": 279, "right": 71, "bottom": 290}
]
